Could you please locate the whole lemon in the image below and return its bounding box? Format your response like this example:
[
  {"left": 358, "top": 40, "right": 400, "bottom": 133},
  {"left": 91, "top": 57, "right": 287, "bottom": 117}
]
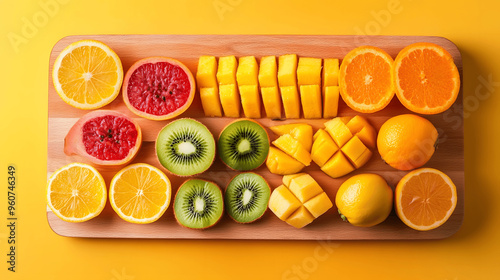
[
  {"left": 377, "top": 114, "right": 438, "bottom": 171},
  {"left": 335, "top": 174, "right": 393, "bottom": 227}
]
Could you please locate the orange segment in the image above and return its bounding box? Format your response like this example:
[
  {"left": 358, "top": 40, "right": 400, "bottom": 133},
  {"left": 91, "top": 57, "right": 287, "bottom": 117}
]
[
  {"left": 109, "top": 163, "right": 171, "bottom": 224},
  {"left": 52, "top": 40, "right": 123, "bottom": 109},
  {"left": 393, "top": 42, "right": 460, "bottom": 114},
  {"left": 339, "top": 46, "right": 394, "bottom": 113},
  {"left": 395, "top": 168, "right": 457, "bottom": 231},
  {"left": 47, "top": 163, "right": 107, "bottom": 222}
]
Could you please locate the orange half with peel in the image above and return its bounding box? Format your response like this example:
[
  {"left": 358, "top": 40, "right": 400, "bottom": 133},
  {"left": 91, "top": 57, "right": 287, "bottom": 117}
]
[
  {"left": 339, "top": 46, "right": 394, "bottom": 113},
  {"left": 393, "top": 42, "right": 460, "bottom": 114},
  {"left": 395, "top": 168, "right": 457, "bottom": 231}
]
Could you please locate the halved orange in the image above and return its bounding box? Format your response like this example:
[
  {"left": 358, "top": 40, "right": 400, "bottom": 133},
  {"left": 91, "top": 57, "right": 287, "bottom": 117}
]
[
  {"left": 52, "top": 40, "right": 123, "bottom": 109},
  {"left": 395, "top": 168, "right": 457, "bottom": 231},
  {"left": 339, "top": 46, "right": 394, "bottom": 113},
  {"left": 109, "top": 163, "right": 171, "bottom": 224},
  {"left": 47, "top": 163, "right": 107, "bottom": 222},
  {"left": 393, "top": 42, "right": 460, "bottom": 114}
]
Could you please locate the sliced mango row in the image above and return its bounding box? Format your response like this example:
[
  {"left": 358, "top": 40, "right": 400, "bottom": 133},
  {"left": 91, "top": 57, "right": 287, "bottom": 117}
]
[
  {"left": 196, "top": 55, "right": 340, "bottom": 119},
  {"left": 311, "top": 116, "right": 377, "bottom": 178},
  {"left": 269, "top": 173, "right": 333, "bottom": 228}
]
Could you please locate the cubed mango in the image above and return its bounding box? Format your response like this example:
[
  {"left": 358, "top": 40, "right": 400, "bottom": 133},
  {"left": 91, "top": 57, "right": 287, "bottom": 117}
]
[
  {"left": 311, "top": 129, "right": 339, "bottom": 167},
  {"left": 321, "top": 152, "right": 355, "bottom": 178},
  {"left": 285, "top": 206, "right": 315, "bottom": 228},
  {"left": 303, "top": 192, "right": 333, "bottom": 218},
  {"left": 266, "top": 147, "right": 305, "bottom": 175},
  {"left": 270, "top": 123, "right": 313, "bottom": 152},
  {"left": 288, "top": 174, "right": 323, "bottom": 203},
  {"left": 272, "top": 134, "right": 311, "bottom": 166},
  {"left": 268, "top": 185, "right": 302, "bottom": 220}
]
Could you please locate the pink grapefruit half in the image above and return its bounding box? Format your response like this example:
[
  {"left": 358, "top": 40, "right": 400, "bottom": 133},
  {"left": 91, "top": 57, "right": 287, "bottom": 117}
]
[
  {"left": 122, "top": 57, "right": 196, "bottom": 120},
  {"left": 64, "top": 110, "right": 142, "bottom": 166}
]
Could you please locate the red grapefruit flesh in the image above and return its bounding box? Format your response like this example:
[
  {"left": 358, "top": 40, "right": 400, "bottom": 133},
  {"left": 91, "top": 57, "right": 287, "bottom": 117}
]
[
  {"left": 122, "top": 57, "right": 196, "bottom": 120},
  {"left": 64, "top": 110, "right": 142, "bottom": 166}
]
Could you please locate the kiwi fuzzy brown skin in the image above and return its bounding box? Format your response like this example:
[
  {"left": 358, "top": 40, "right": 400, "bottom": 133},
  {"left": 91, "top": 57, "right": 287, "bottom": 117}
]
[
  {"left": 173, "top": 179, "right": 224, "bottom": 230},
  {"left": 224, "top": 172, "right": 270, "bottom": 224},
  {"left": 217, "top": 118, "right": 270, "bottom": 171},
  {"left": 154, "top": 118, "right": 216, "bottom": 177}
]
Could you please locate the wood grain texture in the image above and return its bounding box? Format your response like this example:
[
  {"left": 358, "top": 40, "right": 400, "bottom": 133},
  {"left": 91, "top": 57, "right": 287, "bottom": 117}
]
[{"left": 47, "top": 35, "right": 464, "bottom": 240}]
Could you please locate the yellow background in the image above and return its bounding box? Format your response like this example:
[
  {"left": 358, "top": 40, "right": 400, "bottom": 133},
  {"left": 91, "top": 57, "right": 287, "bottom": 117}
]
[{"left": 1, "top": 0, "right": 499, "bottom": 279}]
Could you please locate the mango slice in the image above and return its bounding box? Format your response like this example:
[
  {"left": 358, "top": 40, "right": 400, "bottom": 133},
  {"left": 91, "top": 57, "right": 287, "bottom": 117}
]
[
  {"left": 345, "top": 116, "right": 377, "bottom": 149},
  {"left": 322, "top": 59, "right": 340, "bottom": 118},
  {"left": 216, "top": 56, "right": 239, "bottom": 117},
  {"left": 323, "top": 86, "right": 339, "bottom": 118},
  {"left": 280, "top": 86, "right": 300, "bottom": 119},
  {"left": 297, "top": 57, "right": 322, "bottom": 86},
  {"left": 321, "top": 151, "right": 355, "bottom": 178},
  {"left": 197, "top": 56, "right": 222, "bottom": 117},
  {"left": 286, "top": 206, "right": 315, "bottom": 228},
  {"left": 216, "top": 56, "right": 237, "bottom": 85},
  {"left": 219, "top": 84, "right": 240, "bottom": 117},
  {"left": 235, "top": 56, "right": 261, "bottom": 118},
  {"left": 278, "top": 54, "right": 298, "bottom": 87},
  {"left": 299, "top": 85, "right": 322, "bottom": 119},
  {"left": 268, "top": 185, "right": 301, "bottom": 220},
  {"left": 282, "top": 173, "right": 307, "bottom": 187},
  {"left": 278, "top": 54, "right": 300, "bottom": 119},
  {"left": 270, "top": 123, "right": 313, "bottom": 152},
  {"left": 288, "top": 175, "right": 323, "bottom": 203},
  {"left": 258, "top": 56, "right": 278, "bottom": 87},
  {"left": 268, "top": 173, "right": 332, "bottom": 228},
  {"left": 259, "top": 56, "right": 282, "bottom": 119},
  {"left": 260, "top": 87, "right": 282, "bottom": 119},
  {"left": 303, "top": 192, "right": 333, "bottom": 218},
  {"left": 322, "top": 58, "right": 339, "bottom": 89},
  {"left": 273, "top": 134, "right": 311, "bottom": 166},
  {"left": 341, "top": 136, "right": 372, "bottom": 168},
  {"left": 197, "top": 55, "right": 218, "bottom": 88},
  {"left": 311, "top": 129, "right": 339, "bottom": 167},
  {"left": 325, "top": 117, "right": 353, "bottom": 147},
  {"left": 199, "top": 87, "right": 222, "bottom": 117},
  {"left": 236, "top": 56, "right": 258, "bottom": 86},
  {"left": 266, "top": 147, "right": 305, "bottom": 175},
  {"left": 239, "top": 85, "right": 261, "bottom": 118}
]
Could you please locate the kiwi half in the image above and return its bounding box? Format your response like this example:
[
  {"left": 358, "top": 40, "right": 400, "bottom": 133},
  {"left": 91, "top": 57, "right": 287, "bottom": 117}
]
[
  {"left": 174, "top": 179, "right": 224, "bottom": 229},
  {"left": 225, "top": 173, "right": 271, "bottom": 223},
  {"left": 156, "top": 118, "right": 215, "bottom": 176},
  {"left": 218, "top": 119, "right": 269, "bottom": 171}
]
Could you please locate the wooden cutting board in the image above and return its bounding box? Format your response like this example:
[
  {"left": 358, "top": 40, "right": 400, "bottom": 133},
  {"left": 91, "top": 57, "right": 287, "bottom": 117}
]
[{"left": 47, "top": 35, "right": 464, "bottom": 240}]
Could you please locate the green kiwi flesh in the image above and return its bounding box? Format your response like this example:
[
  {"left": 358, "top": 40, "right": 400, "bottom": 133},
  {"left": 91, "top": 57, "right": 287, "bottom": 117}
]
[
  {"left": 225, "top": 173, "right": 270, "bottom": 223},
  {"left": 156, "top": 118, "right": 215, "bottom": 176},
  {"left": 174, "top": 179, "right": 224, "bottom": 229},
  {"left": 218, "top": 119, "right": 269, "bottom": 171}
]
